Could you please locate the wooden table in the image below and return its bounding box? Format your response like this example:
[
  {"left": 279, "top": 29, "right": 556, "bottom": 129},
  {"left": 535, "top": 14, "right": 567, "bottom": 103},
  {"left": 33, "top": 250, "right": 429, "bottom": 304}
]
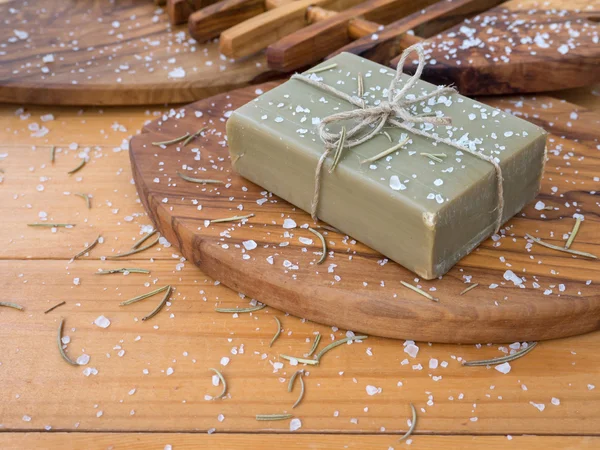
[{"left": 0, "top": 83, "right": 599, "bottom": 449}]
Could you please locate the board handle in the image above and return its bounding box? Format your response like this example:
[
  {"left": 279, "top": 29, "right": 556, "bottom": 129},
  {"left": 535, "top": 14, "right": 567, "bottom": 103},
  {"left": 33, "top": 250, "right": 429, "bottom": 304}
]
[
  {"left": 167, "top": 0, "right": 223, "bottom": 25},
  {"left": 329, "top": 0, "right": 506, "bottom": 65},
  {"left": 188, "top": 0, "right": 269, "bottom": 42},
  {"left": 266, "top": 0, "right": 439, "bottom": 73}
]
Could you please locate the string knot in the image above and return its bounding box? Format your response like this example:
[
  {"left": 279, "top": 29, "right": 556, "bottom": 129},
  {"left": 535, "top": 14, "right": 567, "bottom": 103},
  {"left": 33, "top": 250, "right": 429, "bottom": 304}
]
[{"left": 291, "top": 43, "right": 505, "bottom": 234}]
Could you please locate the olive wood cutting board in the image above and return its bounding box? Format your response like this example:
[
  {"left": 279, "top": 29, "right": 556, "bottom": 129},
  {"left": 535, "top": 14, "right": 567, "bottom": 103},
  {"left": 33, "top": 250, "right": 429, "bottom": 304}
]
[
  {"left": 0, "top": 0, "right": 270, "bottom": 105},
  {"left": 129, "top": 81, "right": 600, "bottom": 344}
]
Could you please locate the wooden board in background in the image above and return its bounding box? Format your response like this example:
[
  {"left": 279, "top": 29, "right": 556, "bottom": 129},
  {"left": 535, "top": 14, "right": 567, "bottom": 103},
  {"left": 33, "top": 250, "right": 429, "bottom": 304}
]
[
  {"left": 0, "top": 0, "right": 272, "bottom": 105},
  {"left": 129, "top": 82, "right": 600, "bottom": 344}
]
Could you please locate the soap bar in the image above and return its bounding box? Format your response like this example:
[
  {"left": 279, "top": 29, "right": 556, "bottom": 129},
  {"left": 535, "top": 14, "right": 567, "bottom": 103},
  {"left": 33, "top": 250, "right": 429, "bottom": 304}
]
[{"left": 226, "top": 52, "right": 547, "bottom": 279}]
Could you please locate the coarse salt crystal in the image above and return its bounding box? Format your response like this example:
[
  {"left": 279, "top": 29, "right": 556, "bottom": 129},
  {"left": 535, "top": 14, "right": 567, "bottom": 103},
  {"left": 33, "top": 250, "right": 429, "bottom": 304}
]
[
  {"left": 94, "top": 315, "right": 111, "bottom": 328},
  {"left": 495, "top": 362, "right": 511, "bottom": 374}
]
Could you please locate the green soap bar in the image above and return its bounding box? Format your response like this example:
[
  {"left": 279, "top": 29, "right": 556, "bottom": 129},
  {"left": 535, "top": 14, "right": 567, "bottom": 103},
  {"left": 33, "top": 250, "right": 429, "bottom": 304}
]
[{"left": 226, "top": 53, "right": 547, "bottom": 279}]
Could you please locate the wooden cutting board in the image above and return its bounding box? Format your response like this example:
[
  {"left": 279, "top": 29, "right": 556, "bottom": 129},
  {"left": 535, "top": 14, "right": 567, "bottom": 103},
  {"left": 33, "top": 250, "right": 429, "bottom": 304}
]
[
  {"left": 129, "top": 82, "right": 600, "bottom": 344},
  {"left": 0, "top": 0, "right": 271, "bottom": 105}
]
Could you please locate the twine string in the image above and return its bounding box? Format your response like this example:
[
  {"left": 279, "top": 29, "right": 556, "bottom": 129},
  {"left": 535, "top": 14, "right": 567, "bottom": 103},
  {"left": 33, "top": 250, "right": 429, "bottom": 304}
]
[{"left": 291, "top": 44, "right": 504, "bottom": 234}]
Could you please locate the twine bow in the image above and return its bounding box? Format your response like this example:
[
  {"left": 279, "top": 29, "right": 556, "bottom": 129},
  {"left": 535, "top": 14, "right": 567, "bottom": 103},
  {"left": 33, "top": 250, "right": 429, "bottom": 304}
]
[{"left": 292, "top": 44, "right": 505, "bottom": 234}]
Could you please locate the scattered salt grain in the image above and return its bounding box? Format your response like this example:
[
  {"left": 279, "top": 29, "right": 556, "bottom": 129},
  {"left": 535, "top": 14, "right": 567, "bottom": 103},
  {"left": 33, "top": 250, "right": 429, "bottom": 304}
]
[{"left": 94, "top": 315, "right": 111, "bottom": 328}]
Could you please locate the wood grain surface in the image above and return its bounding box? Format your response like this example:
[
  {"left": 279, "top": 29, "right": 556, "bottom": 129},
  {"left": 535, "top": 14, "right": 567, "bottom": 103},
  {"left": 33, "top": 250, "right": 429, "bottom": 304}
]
[
  {"left": 391, "top": 0, "right": 600, "bottom": 95},
  {"left": 0, "top": 93, "right": 599, "bottom": 447},
  {"left": 128, "top": 82, "right": 600, "bottom": 344},
  {"left": 0, "top": 0, "right": 272, "bottom": 105}
]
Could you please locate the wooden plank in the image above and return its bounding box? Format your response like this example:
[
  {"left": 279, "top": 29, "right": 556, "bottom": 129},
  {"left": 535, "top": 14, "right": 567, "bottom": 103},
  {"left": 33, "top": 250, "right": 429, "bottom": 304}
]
[
  {"left": 0, "top": 434, "right": 599, "bottom": 449},
  {"left": 128, "top": 82, "right": 600, "bottom": 343},
  {"left": 0, "top": 259, "right": 599, "bottom": 434},
  {"left": 0, "top": 0, "right": 268, "bottom": 106}
]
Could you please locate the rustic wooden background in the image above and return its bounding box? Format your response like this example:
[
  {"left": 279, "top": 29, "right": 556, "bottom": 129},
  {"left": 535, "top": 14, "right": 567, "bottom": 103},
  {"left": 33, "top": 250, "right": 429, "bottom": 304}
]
[{"left": 0, "top": 83, "right": 599, "bottom": 449}]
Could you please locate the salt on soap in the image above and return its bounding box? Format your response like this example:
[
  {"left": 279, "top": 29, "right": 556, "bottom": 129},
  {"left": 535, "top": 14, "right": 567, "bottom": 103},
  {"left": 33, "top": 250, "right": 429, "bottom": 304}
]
[{"left": 226, "top": 53, "right": 547, "bottom": 279}]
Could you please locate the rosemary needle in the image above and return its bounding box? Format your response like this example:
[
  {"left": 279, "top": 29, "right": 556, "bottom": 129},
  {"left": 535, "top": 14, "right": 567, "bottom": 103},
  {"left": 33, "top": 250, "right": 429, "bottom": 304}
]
[
  {"left": 280, "top": 354, "right": 319, "bottom": 365},
  {"left": 95, "top": 268, "right": 150, "bottom": 275},
  {"left": 305, "top": 63, "right": 337, "bottom": 74},
  {"left": 183, "top": 127, "right": 206, "bottom": 147},
  {"left": 58, "top": 318, "right": 79, "bottom": 366},
  {"left": 565, "top": 217, "right": 583, "bottom": 249},
  {"left": 177, "top": 171, "right": 223, "bottom": 184},
  {"left": 256, "top": 414, "right": 293, "bottom": 421},
  {"left": 357, "top": 73, "right": 364, "bottom": 97},
  {"left": 401, "top": 281, "right": 439, "bottom": 302},
  {"left": 72, "top": 234, "right": 101, "bottom": 260},
  {"left": 288, "top": 370, "right": 303, "bottom": 393},
  {"left": 67, "top": 159, "right": 86, "bottom": 175},
  {"left": 0, "top": 302, "right": 24, "bottom": 311},
  {"left": 141, "top": 285, "right": 172, "bottom": 321},
  {"left": 44, "top": 301, "right": 66, "bottom": 314},
  {"left": 421, "top": 152, "right": 444, "bottom": 163},
  {"left": 132, "top": 230, "right": 157, "bottom": 250},
  {"left": 152, "top": 132, "right": 190, "bottom": 147},
  {"left": 210, "top": 368, "right": 227, "bottom": 399},
  {"left": 120, "top": 285, "right": 170, "bottom": 306},
  {"left": 463, "top": 342, "right": 538, "bottom": 367},
  {"left": 525, "top": 233, "right": 597, "bottom": 259},
  {"left": 28, "top": 223, "right": 75, "bottom": 228},
  {"left": 50, "top": 146, "right": 56, "bottom": 163},
  {"left": 382, "top": 131, "right": 393, "bottom": 142},
  {"left": 210, "top": 213, "right": 255, "bottom": 224},
  {"left": 399, "top": 403, "right": 417, "bottom": 442},
  {"left": 459, "top": 283, "right": 479, "bottom": 295},
  {"left": 75, "top": 193, "right": 91, "bottom": 209},
  {"left": 108, "top": 236, "right": 160, "bottom": 259},
  {"left": 361, "top": 137, "right": 409, "bottom": 164},
  {"left": 215, "top": 304, "right": 266, "bottom": 313},
  {"left": 315, "top": 335, "right": 368, "bottom": 362},
  {"left": 270, "top": 316, "right": 282, "bottom": 347},
  {"left": 292, "top": 374, "right": 305, "bottom": 409},
  {"left": 307, "top": 334, "right": 321, "bottom": 357},
  {"left": 308, "top": 227, "right": 327, "bottom": 264},
  {"left": 329, "top": 126, "right": 347, "bottom": 173}
]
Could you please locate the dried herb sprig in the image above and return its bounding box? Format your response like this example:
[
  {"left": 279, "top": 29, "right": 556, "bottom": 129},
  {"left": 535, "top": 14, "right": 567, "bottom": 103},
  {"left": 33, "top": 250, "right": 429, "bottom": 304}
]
[
  {"left": 210, "top": 214, "right": 254, "bottom": 224},
  {"left": 215, "top": 304, "right": 266, "bottom": 313},
  {"left": 421, "top": 153, "right": 444, "bottom": 163},
  {"left": 565, "top": 217, "right": 583, "bottom": 249},
  {"left": 28, "top": 223, "right": 75, "bottom": 228},
  {"left": 270, "top": 316, "right": 282, "bottom": 347},
  {"left": 291, "top": 372, "right": 305, "bottom": 409},
  {"left": 315, "top": 335, "right": 368, "bottom": 362},
  {"left": 68, "top": 159, "right": 86, "bottom": 175},
  {"left": 382, "top": 131, "right": 393, "bottom": 142},
  {"left": 399, "top": 403, "right": 417, "bottom": 442},
  {"left": 95, "top": 268, "right": 150, "bottom": 275},
  {"left": 460, "top": 283, "right": 479, "bottom": 295},
  {"left": 75, "top": 193, "right": 91, "bottom": 209},
  {"left": 50, "top": 146, "right": 56, "bottom": 163},
  {"left": 280, "top": 354, "right": 319, "bottom": 365},
  {"left": 329, "top": 126, "right": 347, "bottom": 173},
  {"left": 525, "top": 233, "right": 597, "bottom": 259},
  {"left": 288, "top": 370, "right": 303, "bottom": 392},
  {"left": 57, "top": 318, "right": 79, "bottom": 366},
  {"left": 132, "top": 230, "right": 157, "bottom": 250},
  {"left": 142, "top": 285, "right": 172, "bottom": 321},
  {"left": 177, "top": 171, "right": 223, "bottom": 184},
  {"left": 44, "top": 301, "right": 66, "bottom": 314},
  {"left": 120, "top": 285, "right": 170, "bottom": 306},
  {"left": 72, "top": 234, "right": 101, "bottom": 260},
  {"left": 152, "top": 133, "right": 190, "bottom": 147},
  {"left": 183, "top": 127, "right": 206, "bottom": 147},
  {"left": 108, "top": 236, "right": 160, "bottom": 259},
  {"left": 256, "top": 414, "right": 294, "bottom": 421},
  {"left": 361, "top": 137, "right": 409, "bottom": 164},
  {"left": 0, "top": 302, "right": 24, "bottom": 311},
  {"left": 305, "top": 63, "right": 337, "bottom": 74},
  {"left": 401, "top": 281, "right": 439, "bottom": 302},
  {"left": 463, "top": 342, "right": 538, "bottom": 367},
  {"left": 307, "top": 334, "right": 321, "bottom": 357},
  {"left": 357, "top": 73, "right": 364, "bottom": 98},
  {"left": 308, "top": 227, "right": 327, "bottom": 264},
  {"left": 210, "top": 368, "right": 227, "bottom": 399}
]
